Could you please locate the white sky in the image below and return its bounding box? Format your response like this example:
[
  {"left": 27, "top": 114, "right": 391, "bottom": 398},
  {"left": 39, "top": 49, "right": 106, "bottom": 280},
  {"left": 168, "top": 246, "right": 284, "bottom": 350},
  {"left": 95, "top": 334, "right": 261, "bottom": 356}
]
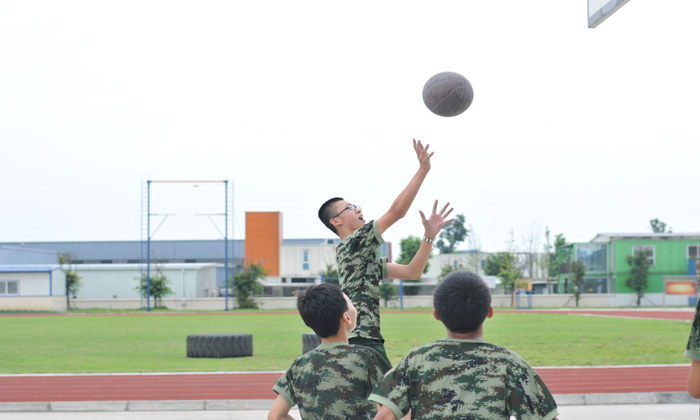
[{"left": 1, "top": 1, "right": 698, "bottom": 256}]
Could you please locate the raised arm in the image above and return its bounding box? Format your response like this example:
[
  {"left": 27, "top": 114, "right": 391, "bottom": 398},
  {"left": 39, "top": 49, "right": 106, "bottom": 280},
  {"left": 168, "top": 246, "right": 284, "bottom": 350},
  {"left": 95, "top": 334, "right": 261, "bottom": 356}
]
[
  {"left": 376, "top": 139, "right": 433, "bottom": 234},
  {"left": 387, "top": 201, "right": 453, "bottom": 280}
]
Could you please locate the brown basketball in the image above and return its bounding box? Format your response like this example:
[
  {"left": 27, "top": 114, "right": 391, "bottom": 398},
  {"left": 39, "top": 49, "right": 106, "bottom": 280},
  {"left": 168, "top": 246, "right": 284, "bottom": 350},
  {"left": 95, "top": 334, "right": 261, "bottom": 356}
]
[{"left": 422, "top": 72, "right": 474, "bottom": 117}]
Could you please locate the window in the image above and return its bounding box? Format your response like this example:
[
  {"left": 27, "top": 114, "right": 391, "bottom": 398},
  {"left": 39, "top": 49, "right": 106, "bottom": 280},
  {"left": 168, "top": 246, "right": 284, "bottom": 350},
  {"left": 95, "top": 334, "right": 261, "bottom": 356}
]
[
  {"left": 302, "top": 250, "right": 309, "bottom": 270},
  {"left": 0, "top": 280, "right": 19, "bottom": 295},
  {"left": 582, "top": 277, "right": 608, "bottom": 294},
  {"left": 576, "top": 244, "right": 607, "bottom": 272},
  {"left": 632, "top": 245, "right": 655, "bottom": 266},
  {"left": 689, "top": 245, "right": 700, "bottom": 260}
]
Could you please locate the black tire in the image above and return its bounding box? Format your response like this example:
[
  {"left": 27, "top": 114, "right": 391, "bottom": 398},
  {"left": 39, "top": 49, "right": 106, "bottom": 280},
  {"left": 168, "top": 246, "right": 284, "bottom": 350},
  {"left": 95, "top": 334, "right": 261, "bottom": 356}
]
[
  {"left": 302, "top": 333, "right": 322, "bottom": 354},
  {"left": 186, "top": 333, "right": 253, "bottom": 358}
]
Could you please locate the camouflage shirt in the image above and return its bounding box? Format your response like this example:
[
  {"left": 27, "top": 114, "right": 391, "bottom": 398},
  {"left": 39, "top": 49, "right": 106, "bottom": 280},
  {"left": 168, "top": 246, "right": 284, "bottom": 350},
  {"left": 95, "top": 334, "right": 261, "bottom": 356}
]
[
  {"left": 369, "top": 338, "right": 559, "bottom": 420},
  {"left": 685, "top": 299, "right": 700, "bottom": 361},
  {"left": 272, "top": 342, "right": 392, "bottom": 420},
  {"left": 336, "top": 220, "right": 388, "bottom": 341}
]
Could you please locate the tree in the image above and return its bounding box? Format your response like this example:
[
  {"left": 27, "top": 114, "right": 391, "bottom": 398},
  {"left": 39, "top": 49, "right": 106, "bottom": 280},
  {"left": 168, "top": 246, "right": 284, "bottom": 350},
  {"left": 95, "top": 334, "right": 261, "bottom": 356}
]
[
  {"left": 521, "top": 222, "right": 541, "bottom": 279},
  {"left": 649, "top": 218, "right": 672, "bottom": 233},
  {"left": 58, "top": 254, "right": 82, "bottom": 309},
  {"left": 544, "top": 233, "right": 567, "bottom": 279},
  {"left": 436, "top": 214, "right": 469, "bottom": 254},
  {"left": 464, "top": 225, "right": 483, "bottom": 274},
  {"left": 230, "top": 263, "right": 266, "bottom": 309},
  {"left": 397, "top": 235, "right": 430, "bottom": 274},
  {"left": 135, "top": 269, "right": 173, "bottom": 308},
  {"left": 484, "top": 252, "right": 520, "bottom": 293},
  {"left": 437, "top": 261, "right": 467, "bottom": 281},
  {"left": 320, "top": 263, "right": 339, "bottom": 286},
  {"left": 570, "top": 260, "right": 586, "bottom": 307},
  {"left": 379, "top": 281, "right": 398, "bottom": 307},
  {"left": 625, "top": 251, "right": 651, "bottom": 307}
]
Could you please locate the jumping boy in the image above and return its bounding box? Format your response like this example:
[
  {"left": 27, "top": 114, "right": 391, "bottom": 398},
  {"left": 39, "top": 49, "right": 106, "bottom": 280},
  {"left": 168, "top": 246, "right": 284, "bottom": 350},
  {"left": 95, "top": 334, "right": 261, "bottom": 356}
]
[
  {"left": 268, "top": 283, "right": 391, "bottom": 420},
  {"left": 369, "top": 270, "right": 559, "bottom": 420},
  {"left": 318, "top": 139, "right": 453, "bottom": 366}
]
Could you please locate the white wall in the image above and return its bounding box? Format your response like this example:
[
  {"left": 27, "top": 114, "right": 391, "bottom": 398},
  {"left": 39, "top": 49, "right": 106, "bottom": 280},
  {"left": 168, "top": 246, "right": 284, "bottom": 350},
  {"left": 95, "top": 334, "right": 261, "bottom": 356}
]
[
  {"left": 0, "top": 296, "right": 67, "bottom": 312},
  {"left": 73, "top": 264, "right": 220, "bottom": 299},
  {"left": 424, "top": 253, "right": 486, "bottom": 279},
  {"left": 68, "top": 292, "right": 696, "bottom": 311},
  {"left": 0, "top": 270, "right": 65, "bottom": 297},
  {"left": 280, "top": 243, "right": 337, "bottom": 280}
]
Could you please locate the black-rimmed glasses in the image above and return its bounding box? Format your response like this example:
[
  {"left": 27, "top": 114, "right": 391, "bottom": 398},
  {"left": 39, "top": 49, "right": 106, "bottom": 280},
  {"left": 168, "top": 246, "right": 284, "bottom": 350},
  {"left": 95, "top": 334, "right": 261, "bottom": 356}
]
[{"left": 331, "top": 204, "right": 361, "bottom": 219}]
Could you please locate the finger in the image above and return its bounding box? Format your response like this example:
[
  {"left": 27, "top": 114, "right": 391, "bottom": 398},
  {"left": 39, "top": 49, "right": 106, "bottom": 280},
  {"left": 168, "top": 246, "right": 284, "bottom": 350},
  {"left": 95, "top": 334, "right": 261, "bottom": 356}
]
[
  {"left": 443, "top": 218, "right": 455, "bottom": 226},
  {"left": 418, "top": 210, "right": 427, "bottom": 222},
  {"left": 432, "top": 200, "right": 439, "bottom": 213},
  {"left": 442, "top": 207, "right": 454, "bottom": 219},
  {"left": 438, "top": 202, "right": 450, "bottom": 214}
]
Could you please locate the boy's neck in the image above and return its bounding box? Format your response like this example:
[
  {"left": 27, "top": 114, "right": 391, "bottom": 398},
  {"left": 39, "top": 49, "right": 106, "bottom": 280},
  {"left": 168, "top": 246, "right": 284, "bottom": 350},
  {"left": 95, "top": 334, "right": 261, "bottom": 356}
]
[
  {"left": 446, "top": 328, "right": 483, "bottom": 340},
  {"left": 320, "top": 330, "right": 350, "bottom": 345}
]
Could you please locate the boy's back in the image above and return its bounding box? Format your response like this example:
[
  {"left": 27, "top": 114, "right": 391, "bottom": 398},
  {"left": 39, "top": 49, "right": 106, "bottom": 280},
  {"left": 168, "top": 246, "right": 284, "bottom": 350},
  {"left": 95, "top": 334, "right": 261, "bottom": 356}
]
[
  {"left": 369, "top": 271, "right": 558, "bottom": 420},
  {"left": 274, "top": 342, "right": 390, "bottom": 420},
  {"left": 369, "top": 338, "right": 558, "bottom": 420}
]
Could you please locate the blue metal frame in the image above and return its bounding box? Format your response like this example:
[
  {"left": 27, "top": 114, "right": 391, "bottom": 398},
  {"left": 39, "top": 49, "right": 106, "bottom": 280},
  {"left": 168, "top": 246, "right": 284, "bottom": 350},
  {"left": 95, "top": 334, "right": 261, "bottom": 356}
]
[{"left": 145, "top": 180, "right": 232, "bottom": 312}]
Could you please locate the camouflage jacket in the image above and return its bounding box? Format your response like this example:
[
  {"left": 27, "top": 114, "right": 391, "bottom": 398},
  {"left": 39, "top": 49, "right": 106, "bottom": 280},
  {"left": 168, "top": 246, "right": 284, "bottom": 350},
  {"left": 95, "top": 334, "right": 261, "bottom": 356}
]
[
  {"left": 336, "top": 220, "right": 388, "bottom": 341},
  {"left": 272, "top": 342, "right": 392, "bottom": 420},
  {"left": 685, "top": 300, "right": 700, "bottom": 361},
  {"left": 369, "top": 338, "right": 559, "bottom": 420}
]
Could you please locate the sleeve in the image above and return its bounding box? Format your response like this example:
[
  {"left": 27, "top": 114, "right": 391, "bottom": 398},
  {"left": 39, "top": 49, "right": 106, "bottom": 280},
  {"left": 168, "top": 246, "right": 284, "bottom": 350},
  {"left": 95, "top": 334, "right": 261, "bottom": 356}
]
[
  {"left": 368, "top": 361, "right": 411, "bottom": 420},
  {"left": 685, "top": 300, "right": 700, "bottom": 361},
  {"left": 271, "top": 369, "right": 296, "bottom": 408},
  {"left": 368, "top": 348, "right": 393, "bottom": 382},
  {"left": 506, "top": 361, "right": 559, "bottom": 420},
  {"left": 356, "top": 221, "right": 385, "bottom": 252}
]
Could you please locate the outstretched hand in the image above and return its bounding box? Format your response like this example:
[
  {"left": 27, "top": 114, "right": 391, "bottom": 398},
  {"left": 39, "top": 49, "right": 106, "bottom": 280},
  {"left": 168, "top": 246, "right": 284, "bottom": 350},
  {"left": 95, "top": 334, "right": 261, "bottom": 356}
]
[
  {"left": 419, "top": 200, "right": 454, "bottom": 239},
  {"left": 413, "top": 138, "right": 434, "bottom": 171}
]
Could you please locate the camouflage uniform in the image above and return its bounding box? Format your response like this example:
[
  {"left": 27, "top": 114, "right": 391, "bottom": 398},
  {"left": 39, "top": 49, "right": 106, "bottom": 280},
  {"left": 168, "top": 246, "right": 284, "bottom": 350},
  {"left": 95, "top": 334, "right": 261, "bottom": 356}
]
[
  {"left": 336, "top": 221, "right": 388, "bottom": 348},
  {"left": 272, "top": 342, "right": 391, "bottom": 420},
  {"left": 369, "top": 338, "right": 559, "bottom": 420},
  {"left": 685, "top": 299, "right": 700, "bottom": 361}
]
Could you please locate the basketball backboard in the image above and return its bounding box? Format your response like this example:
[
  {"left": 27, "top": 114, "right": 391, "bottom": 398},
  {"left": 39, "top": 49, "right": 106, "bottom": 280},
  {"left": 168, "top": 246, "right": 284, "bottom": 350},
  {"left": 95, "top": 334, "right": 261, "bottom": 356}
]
[{"left": 587, "top": 0, "right": 631, "bottom": 28}]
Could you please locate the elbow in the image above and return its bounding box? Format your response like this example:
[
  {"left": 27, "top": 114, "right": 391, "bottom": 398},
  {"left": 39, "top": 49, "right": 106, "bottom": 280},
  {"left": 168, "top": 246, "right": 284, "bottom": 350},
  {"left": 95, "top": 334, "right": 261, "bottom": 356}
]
[
  {"left": 404, "top": 270, "right": 422, "bottom": 280},
  {"left": 689, "top": 385, "right": 700, "bottom": 399}
]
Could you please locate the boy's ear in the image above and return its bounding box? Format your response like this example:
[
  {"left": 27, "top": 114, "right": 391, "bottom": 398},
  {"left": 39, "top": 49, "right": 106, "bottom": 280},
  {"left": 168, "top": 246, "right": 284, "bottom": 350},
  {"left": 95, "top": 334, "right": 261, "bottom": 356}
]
[
  {"left": 433, "top": 308, "right": 440, "bottom": 321},
  {"left": 487, "top": 306, "right": 494, "bottom": 319}
]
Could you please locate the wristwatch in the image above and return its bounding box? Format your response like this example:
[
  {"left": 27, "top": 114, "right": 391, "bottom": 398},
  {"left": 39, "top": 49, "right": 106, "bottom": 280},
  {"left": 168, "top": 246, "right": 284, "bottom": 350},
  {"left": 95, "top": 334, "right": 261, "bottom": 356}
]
[{"left": 423, "top": 236, "right": 434, "bottom": 243}]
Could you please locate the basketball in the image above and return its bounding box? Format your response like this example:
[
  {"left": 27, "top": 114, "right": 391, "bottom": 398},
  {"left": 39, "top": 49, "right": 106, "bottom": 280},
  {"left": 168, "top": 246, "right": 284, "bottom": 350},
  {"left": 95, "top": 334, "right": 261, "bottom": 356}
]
[{"left": 422, "top": 72, "right": 474, "bottom": 117}]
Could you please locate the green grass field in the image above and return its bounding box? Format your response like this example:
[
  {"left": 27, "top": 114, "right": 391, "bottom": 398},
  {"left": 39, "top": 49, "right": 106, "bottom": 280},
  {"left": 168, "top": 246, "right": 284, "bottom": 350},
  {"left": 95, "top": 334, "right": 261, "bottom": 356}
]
[{"left": 0, "top": 310, "right": 690, "bottom": 374}]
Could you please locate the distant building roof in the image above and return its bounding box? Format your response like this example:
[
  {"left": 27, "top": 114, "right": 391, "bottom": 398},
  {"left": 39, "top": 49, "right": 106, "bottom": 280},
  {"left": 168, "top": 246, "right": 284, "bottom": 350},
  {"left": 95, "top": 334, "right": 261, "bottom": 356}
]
[
  {"left": 591, "top": 233, "right": 700, "bottom": 243},
  {"left": 0, "top": 265, "right": 62, "bottom": 273}
]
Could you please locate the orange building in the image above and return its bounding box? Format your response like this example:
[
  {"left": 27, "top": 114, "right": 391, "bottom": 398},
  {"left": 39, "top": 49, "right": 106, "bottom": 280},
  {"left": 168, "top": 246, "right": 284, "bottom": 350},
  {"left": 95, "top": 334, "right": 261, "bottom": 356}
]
[{"left": 244, "top": 212, "right": 282, "bottom": 277}]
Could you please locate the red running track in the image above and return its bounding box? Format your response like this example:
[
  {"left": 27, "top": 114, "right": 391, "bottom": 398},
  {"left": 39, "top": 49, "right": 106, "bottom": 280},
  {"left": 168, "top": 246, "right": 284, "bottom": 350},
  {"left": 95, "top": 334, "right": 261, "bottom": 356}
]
[{"left": 0, "top": 365, "right": 690, "bottom": 403}]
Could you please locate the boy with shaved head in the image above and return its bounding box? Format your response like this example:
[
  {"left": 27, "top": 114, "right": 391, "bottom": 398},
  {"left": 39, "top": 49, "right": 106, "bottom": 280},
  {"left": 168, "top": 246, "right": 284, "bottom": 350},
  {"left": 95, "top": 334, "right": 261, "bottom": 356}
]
[{"left": 318, "top": 139, "right": 453, "bottom": 366}]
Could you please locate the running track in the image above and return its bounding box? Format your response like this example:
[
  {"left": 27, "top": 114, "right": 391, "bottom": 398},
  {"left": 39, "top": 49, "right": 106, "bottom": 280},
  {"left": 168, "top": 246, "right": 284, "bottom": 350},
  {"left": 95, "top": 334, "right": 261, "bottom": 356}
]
[{"left": 0, "top": 309, "right": 694, "bottom": 403}]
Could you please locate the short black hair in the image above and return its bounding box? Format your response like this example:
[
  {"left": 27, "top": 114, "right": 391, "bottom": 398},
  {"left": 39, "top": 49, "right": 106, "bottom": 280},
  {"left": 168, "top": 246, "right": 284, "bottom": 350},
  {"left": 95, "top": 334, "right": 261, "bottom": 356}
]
[
  {"left": 297, "top": 283, "right": 348, "bottom": 338},
  {"left": 318, "top": 197, "right": 344, "bottom": 236},
  {"left": 433, "top": 270, "right": 492, "bottom": 334}
]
